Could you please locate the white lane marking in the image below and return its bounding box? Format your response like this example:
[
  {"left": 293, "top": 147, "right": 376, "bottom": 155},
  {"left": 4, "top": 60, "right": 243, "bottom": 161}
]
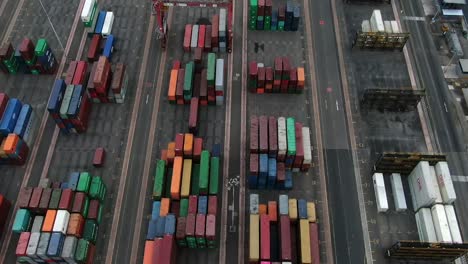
[
  {"left": 336, "top": 100, "right": 339, "bottom": 111},
  {"left": 452, "top": 175, "right": 468, "bottom": 182},
  {"left": 402, "top": 16, "right": 425, "bottom": 21},
  {"left": 444, "top": 102, "right": 448, "bottom": 112}
]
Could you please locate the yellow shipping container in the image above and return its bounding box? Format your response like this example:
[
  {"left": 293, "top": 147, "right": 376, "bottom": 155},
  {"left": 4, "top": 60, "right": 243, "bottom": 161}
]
[
  {"left": 181, "top": 159, "right": 193, "bottom": 198},
  {"left": 307, "top": 202, "right": 316, "bottom": 223},
  {"left": 289, "top": 199, "right": 298, "bottom": 221},
  {"left": 249, "top": 214, "right": 260, "bottom": 262},
  {"left": 299, "top": 219, "right": 312, "bottom": 264}
]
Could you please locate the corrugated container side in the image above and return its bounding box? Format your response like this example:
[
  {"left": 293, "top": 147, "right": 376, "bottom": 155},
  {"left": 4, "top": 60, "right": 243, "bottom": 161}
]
[
  {"left": 280, "top": 215, "right": 291, "bottom": 261},
  {"left": 373, "top": 173, "right": 388, "bottom": 212},
  {"left": 431, "top": 204, "right": 452, "bottom": 243},
  {"left": 299, "top": 219, "right": 312, "bottom": 264},
  {"left": 444, "top": 205, "right": 463, "bottom": 243},
  {"left": 435, "top": 161, "right": 457, "bottom": 204},
  {"left": 260, "top": 214, "right": 270, "bottom": 260},
  {"left": 309, "top": 223, "right": 320, "bottom": 264},
  {"left": 249, "top": 214, "right": 260, "bottom": 262}
]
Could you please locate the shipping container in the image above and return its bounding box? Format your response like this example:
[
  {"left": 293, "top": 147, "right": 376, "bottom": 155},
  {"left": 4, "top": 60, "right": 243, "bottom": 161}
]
[
  {"left": 49, "top": 188, "right": 62, "bottom": 209},
  {"left": 205, "top": 214, "right": 216, "bottom": 246},
  {"left": 26, "top": 231, "right": 40, "bottom": 257},
  {"left": 298, "top": 199, "right": 308, "bottom": 220},
  {"left": 208, "top": 196, "right": 217, "bottom": 215},
  {"left": 415, "top": 207, "right": 437, "bottom": 242},
  {"left": 199, "top": 150, "right": 210, "bottom": 194},
  {"left": 31, "top": 216, "right": 44, "bottom": 233},
  {"left": 189, "top": 98, "right": 199, "bottom": 134},
  {"left": 152, "top": 201, "right": 161, "bottom": 221},
  {"left": 13, "top": 209, "right": 31, "bottom": 233},
  {"left": 16, "top": 232, "right": 30, "bottom": 259},
  {"left": 188, "top": 195, "right": 198, "bottom": 215},
  {"left": 61, "top": 236, "right": 78, "bottom": 263},
  {"left": 159, "top": 234, "right": 177, "bottom": 264},
  {"left": 280, "top": 215, "right": 292, "bottom": 261},
  {"left": 47, "top": 232, "right": 65, "bottom": 259},
  {"left": 183, "top": 134, "right": 194, "bottom": 157},
  {"left": 72, "top": 192, "right": 89, "bottom": 217},
  {"left": 268, "top": 117, "right": 278, "bottom": 158},
  {"left": 260, "top": 214, "right": 270, "bottom": 260},
  {"left": 29, "top": 187, "right": 43, "bottom": 212},
  {"left": 259, "top": 116, "right": 268, "bottom": 154},
  {"left": 181, "top": 159, "right": 192, "bottom": 198},
  {"left": 288, "top": 199, "right": 297, "bottom": 221},
  {"left": 53, "top": 210, "right": 71, "bottom": 234},
  {"left": 267, "top": 158, "right": 277, "bottom": 189},
  {"left": 0, "top": 98, "right": 22, "bottom": 136},
  {"left": 184, "top": 24, "right": 193, "bottom": 52},
  {"left": 67, "top": 213, "right": 85, "bottom": 238},
  {"left": 250, "top": 193, "right": 259, "bottom": 214},
  {"left": 277, "top": 117, "right": 287, "bottom": 160},
  {"left": 309, "top": 223, "right": 320, "bottom": 264},
  {"left": 293, "top": 123, "right": 304, "bottom": 171},
  {"left": 195, "top": 214, "right": 206, "bottom": 247},
  {"left": 209, "top": 157, "right": 220, "bottom": 195},
  {"left": 36, "top": 232, "right": 50, "bottom": 260},
  {"left": 435, "top": 162, "right": 457, "bottom": 204},
  {"left": 171, "top": 156, "right": 183, "bottom": 200},
  {"left": 198, "top": 196, "right": 208, "bottom": 215},
  {"left": 185, "top": 214, "right": 197, "bottom": 248},
  {"left": 83, "top": 219, "right": 98, "bottom": 244},
  {"left": 444, "top": 205, "right": 462, "bottom": 243},
  {"left": 408, "top": 161, "right": 439, "bottom": 210},
  {"left": 259, "top": 204, "right": 267, "bottom": 215},
  {"left": 143, "top": 240, "right": 154, "bottom": 264},
  {"left": 13, "top": 104, "right": 32, "bottom": 138},
  {"left": 191, "top": 25, "right": 199, "bottom": 50},
  {"left": 176, "top": 217, "right": 187, "bottom": 247},
  {"left": 249, "top": 214, "right": 260, "bottom": 262},
  {"left": 77, "top": 172, "right": 91, "bottom": 193},
  {"left": 175, "top": 133, "right": 184, "bottom": 156},
  {"left": 259, "top": 154, "right": 268, "bottom": 189},
  {"left": 268, "top": 201, "right": 277, "bottom": 222},
  {"left": 299, "top": 219, "right": 312, "bottom": 264},
  {"left": 307, "top": 202, "right": 316, "bottom": 223},
  {"left": 215, "top": 59, "right": 224, "bottom": 91},
  {"left": 372, "top": 173, "right": 388, "bottom": 213},
  {"left": 249, "top": 154, "right": 259, "bottom": 189},
  {"left": 390, "top": 173, "right": 407, "bottom": 211},
  {"left": 58, "top": 189, "right": 74, "bottom": 212},
  {"left": 160, "top": 198, "right": 170, "bottom": 217},
  {"left": 429, "top": 166, "right": 443, "bottom": 204},
  {"left": 42, "top": 209, "right": 57, "bottom": 232},
  {"left": 147, "top": 219, "right": 158, "bottom": 240},
  {"left": 153, "top": 160, "right": 166, "bottom": 200},
  {"left": 431, "top": 204, "right": 452, "bottom": 243},
  {"left": 92, "top": 147, "right": 105, "bottom": 167},
  {"left": 101, "top": 11, "right": 114, "bottom": 36},
  {"left": 87, "top": 200, "right": 102, "bottom": 224},
  {"left": 279, "top": 195, "right": 288, "bottom": 216},
  {"left": 250, "top": 116, "right": 259, "bottom": 153}
]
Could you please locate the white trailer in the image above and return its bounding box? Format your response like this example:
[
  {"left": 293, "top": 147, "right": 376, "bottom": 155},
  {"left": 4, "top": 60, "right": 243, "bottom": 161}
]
[
  {"left": 277, "top": 117, "right": 287, "bottom": 157},
  {"left": 390, "top": 173, "right": 407, "bottom": 211},
  {"left": 429, "top": 166, "right": 443, "bottom": 204},
  {"left": 190, "top": 25, "right": 199, "bottom": 49},
  {"left": 53, "top": 210, "right": 70, "bottom": 235},
  {"left": 215, "top": 59, "right": 224, "bottom": 91},
  {"left": 444, "top": 205, "right": 463, "bottom": 243},
  {"left": 101, "top": 11, "right": 115, "bottom": 36},
  {"left": 415, "top": 208, "right": 437, "bottom": 242},
  {"left": 370, "top": 9, "right": 385, "bottom": 32},
  {"left": 435, "top": 162, "right": 457, "bottom": 204},
  {"left": 408, "top": 161, "right": 439, "bottom": 211},
  {"left": 373, "top": 173, "right": 389, "bottom": 213},
  {"left": 302, "top": 127, "right": 312, "bottom": 167},
  {"left": 431, "top": 204, "right": 453, "bottom": 243}
]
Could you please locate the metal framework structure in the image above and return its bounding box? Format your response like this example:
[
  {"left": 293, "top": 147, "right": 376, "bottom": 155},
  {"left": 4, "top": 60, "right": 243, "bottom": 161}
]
[
  {"left": 387, "top": 241, "right": 468, "bottom": 261},
  {"left": 353, "top": 31, "right": 410, "bottom": 50},
  {"left": 152, "top": 0, "right": 233, "bottom": 52},
  {"left": 360, "top": 88, "right": 425, "bottom": 112},
  {"left": 373, "top": 152, "right": 447, "bottom": 174}
]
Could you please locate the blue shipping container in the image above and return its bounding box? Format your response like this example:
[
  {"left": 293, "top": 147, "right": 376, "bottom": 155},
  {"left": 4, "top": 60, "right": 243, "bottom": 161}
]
[
  {"left": 95, "top": 11, "right": 107, "bottom": 34},
  {"left": 258, "top": 154, "right": 268, "bottom": 189},
  {"left": 68, "top": 172, "right": 80, "bottom": 191},
  {"left": 103, "top": 35, "right": 114, "bottom": 60},
  {"left": 298, "top": 199, "right": 308, "bottom": 219},
  {"left": 248, "top": 174, "right": 258, "bottom": 189},
  {"left": 279, "top": 195, "right": 289, "bottom": 215},
  {"left": 152, "top": 201, "right": 161, "bottom": 221},
  {"left": 38, "top": 48, "right": 52, "bottom": 65},
  {"left": 155, "top": 216, "right": 166, "bottom": 238},
  {"left": 198, "top": 196, "right": 207, "bottom": 215},
  {"left": 47, "top": 232, "right": 65, "bottom": 258},
  {"left": 164, "top": 214, "right": 176, "bottom": 235},
  {"left": 212, "top": 143, "right": 221, "bottom": 158},
  {"left": 267, "top": 158, "right": 277, "bottom": 188},
  {"left": 284, "top": 171, "right": 293, "bottom": 190},
  {"left": 60, "top": 182, "right": 69, "bottom": 189},
  {"left": 67, "top": 85, "right": 84, "bottom": 118},
  {"left": 146, "top": 220, "right": 158, "bottom": 240},
  {"left": 13, "top": 104, "right": 32, "bottom": 138},
  {"left": 0, "top": 98, "right": 22, "bottom": 136},
  {"left": 48, "top": 79, "right": 66, "bottom": 113}
]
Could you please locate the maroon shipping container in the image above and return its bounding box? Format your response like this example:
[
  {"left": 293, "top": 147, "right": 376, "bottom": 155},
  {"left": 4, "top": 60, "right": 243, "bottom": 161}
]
[
  {"left": 278, "top": 6, "right": 286, "bottom": 21},
  {"left": 257, "top": 67, "right": 266, "bottom": 89},
  {"left": 260, "top": 214, "right": 270, "bottom": 260},
  {"left": 86, "top": 243, "right": 96, "bottom": 264},
  {"left": 87, "top": 200, "right": 100, "bottom": 221},
  {"left": 159, "top": 235, "right": 176, "bottom": 264},
  {"left": 193, "top": 73, "right": 201, "bottom": 97},
  {"left": 310, "top": 223, "right": 320, "bottom": 264},
  {"left": 176, "top": 217, "right": 186, "bottom": 241},
  {"left": 200, "top": 69, "right": 208, "bottom": 104},
  {"left": 171, "top": 200, "right": 180, "bottom": 217},
  {"left": 28, "top": 187, "right": 43, "bottom": 212},
  {"left": 294, "top": 123, "right": 304, "bottom": 169},
  {"left": 204, "top": 25, "right": 212, "bottom": 52},
  {"left": 185, "top": 214, "right": 196, "bottom": 237},
  {"left": 188, "top": 98, "right": 199, "bottom": 135},
  {"left": 72, "top": 192, "right": 86, "bottom": 214},
  {"left": 0, "top": 194, "right": 11, "bottom": 234},
  {"left": 259, "top": 116, "right": 268, "bottom": 154},
  {"left": 73, "top": 61, "right": 88, "bottom": 86},
  {"left": 16, "top": 232, "right": 30, "bottom": 257},
  {"left": 19, "top": 38, "right": 35, "bottom": 61},
  {"left": 258, "top": 0, "right": 265, "bottom": 16},
  {"left": 280, "top": 79, "right": 289, "bottom": 93},
  {"left": 93, "top": 147, "right": 105, "bottom": 167},
  {"left": 277, "top": 162, "right": 286, "bottom": 185},
  {"left": 0, "top": 93, "right": 9, "bottom": 119},
  {"left": 211, "top": 15, "right": 219, "bottom": 48},
  {"left": 93, "top": 56, "right": 110, "bottom": 88},
  {"left": 87, "top": 63, "right": 97, "bottom": 94},
  {"left": 188, "top": 195, "right": 198, "bottom": 214},
  {"left": 87, "top": 34, "right": 102, "bottom": 62},
  {"left": 280, "top": 215, "right": 292, "bottom": 261},
  {"left": 274, "top": 57, "right": 282, "bottom": 79},
  {"left": 195, "top": 214, "right": 206, "bottom": 238},
  {"left": 249, "top": 61, "right": 258, "bottom": 80},
  {"left": 250, "top": 115, "right": 259, "bottom": 153},
  {"left": 205, "top": 214, "right": 216, "bottom": 240},
  {"left": 58, "top": 189, "right": 74, "bottom": 211},
  {"left": 175, "top": 133, "right": 184, "bottom": 157},
  {"left": 153, "top": 238, "right": 162, "bottom": 263},
  {"left": 176, "top": 69, "right": 185, "bottom": 104},
  {"left": 194, "top": 47, "right": 203, "bottom": 65},
  {"left": 18, "top": 187, "right": 33, "bottom": 209},
  {"left": 265, "top": 0, "right": 273, "bottom": 16},
  {"left": 172, "top": 60, "right": 181, "bottom": 70},
  {"left": 184, "top": 24, "right": 192, "bottom": 52},
  {"left": 208, "top": 196, "right": 217, "bottom": 215},
  {"left": 268, "top": 117, "right": 278, "bottom": 157},
  {"left": 38, "top": 188, "right": 52, "bottom": 212},
  {"left": 265, "top": 67, "right": 273, "bottom": 92},
  {"left": 282, "top": 57, "right": 291, "bottom": 77},
  {"left": 193, "top": 138, "right": 203, "bottom": 162},
  {"left": 111, "top": 63, "right": 126, "bottom": 94},
  {"left": 65, "top": 61, "right": 78, "bottom": 85},
  {"left": 250, "top": 154, "right": 259, "bottom": 175},
  {"left": 289, "top": 68, "right": 298, "bottom": 92}
]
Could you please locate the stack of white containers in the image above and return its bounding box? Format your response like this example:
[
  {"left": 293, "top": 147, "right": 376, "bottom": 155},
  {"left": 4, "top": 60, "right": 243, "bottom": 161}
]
[
  {"left": 372, "top": 173, "right": 389, "bottom": 213},
  {"left": 219, "top": 9, "right": 227, "bottom": 53},
  {"left": 415, "top": 208, "right": 437, "bottom": 242},
  {"left": 370, "top": 9, "right": 384, "bottom": 32},
  {"left": 191, "top": 25, "right": 199, "bottom": 51},
  {"left": 362, "top": 10, "right": 400, "bottom": 34},
  {"left": 390, "top": 173, "right": 407, "bottom": 211},
  {"left": 277, "top": 117, "right": 287, "bottom": 159},
  {"left": 215, "top": 58, "right": 224, "bottom": 105},
  {"left": 301, "top": 127, "right": 312, "bottom": 169},
  {"left": 408, "top": 161, "right": 439, "bottom": 210}
]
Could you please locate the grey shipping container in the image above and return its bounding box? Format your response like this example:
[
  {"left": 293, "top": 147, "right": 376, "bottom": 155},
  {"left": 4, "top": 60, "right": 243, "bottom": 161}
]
[
  {"left": 250, "top": 194, "right": 259, "bottom": 214},
  {"left": 431, "top": 204, "right": 452, "bottom": 243},
  {"left": 37, "top": 233, "right": 51, "bottom": 260},
  {"left": 31, "top": 216, "right": 45, "bottom": 233},
  {"left": 279, "top": 194, "right": 289, "bottom": 215},
  {"left": 61, "top": 236, "right": 78, "bottom": 264},
  {"left": 26, "top": 232, "right": 41, "bottom": 257}
]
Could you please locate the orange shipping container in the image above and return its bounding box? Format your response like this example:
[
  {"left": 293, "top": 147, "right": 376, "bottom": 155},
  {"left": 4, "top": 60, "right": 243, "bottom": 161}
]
[
  {"left": 168, "top": 69, "right": 178, "bottom": 101},
  {"left": 297, "top": 67, "right": 305, "bottom": 87},
  {"left": 143, "top": 241, "right": 154, "bottom": 264},
  {"left": 167, "top": 142, "right": 176, "bottom": 163},
  {"left": 42, "top": 209, "right": 57, "bottom": 232},
  {"left": 183, "top": 134, "right": 194, "bottom": 157},
  {"left": 4, "top": 134, "right": 19, "bottom": 154},
  {"left": 268, "top": 201, "right": 278, "bottom": 222},
  {"left": 160, "top": 198, "right": 170, "bottom": 216},
  {"left": 0, "top": 139, "right": 7, "bottom": 158},
  {"left": 67, "top": 213, "right": 85, "bottom": 237},
  {"left": 170, "top": 157, "right": 183, "bottom": 200},
  {"left": 161, "top": 150, "right": 168, "bottom": 164},
  {"left": 259, "top": 204, "right": 267, "bottom": 215}
]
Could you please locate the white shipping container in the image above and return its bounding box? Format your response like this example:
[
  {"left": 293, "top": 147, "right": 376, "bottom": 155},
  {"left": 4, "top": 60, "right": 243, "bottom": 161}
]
[
  {"left": 191, "top": 25, "right": 199, "bottom": 49},
  {"left": 53, "top": 210, "right": 71, "bottom": 235},
  {"left": 408, "top": 161, "right": 438, "bottom": 210},
  {"left": 250, "top": 194, "right": 259, "bottom": 214},
  {"left": 26, "top": 232, "right": 41, "bottom": 257},
  {"left": 361, "top": 20, "right": 371, "bottom": 32},
  {"left": 373, "top": 173, "right": 389, "bottom": 213},
  {"left": 302, "top": 127, "right": 312, "bottom": 166},
  {"left": 429, "top": 166, "right": 443, "bottom": 204},
  {"left": 279, "top": 195, "right": 289, "bottom": 215},
  {"left": 61, "top": 236, "right": 78, "bottom": 264},
  {"left": 384, "top": 21, "right": 393, "bottom": 33},
  {"left": 431, "top": 204, "right": 453, "bottom": 243},
  {"left": 370, "top": 9, "right": 385, "bottom": 32},
  {"left": 277, "top": 117, "right": 287, "bottom": 156},
  {"left": 101, "top": 12, "right": 115, "bottom": 36},
  {"left": 390, "top": 173, "right": 407, "bottom": 211},
  {"left": 391, "top": 20, "right": 400, "bottom": 33},
  {"left": 444, "top": 205, "right": 463, "bottom": 243},
  {"left": 219, "top": 9, "right": 227, "bottom": 33},
  {"left": 435, "top": 162, "right": 457, "bottom": 204},
  {"left": 215, "top": 59, "right": 224, "bottom": 91},
  {"left": 81, "top": 0, "right": 96, "bottom": 22},
  {"left": 415, "top": 208, "right": 437, "bottom": 242}
]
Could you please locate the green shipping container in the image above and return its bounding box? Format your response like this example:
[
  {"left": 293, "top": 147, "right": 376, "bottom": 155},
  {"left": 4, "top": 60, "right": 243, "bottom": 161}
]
[
  {"left": 153, "top": 160, "right": 166, "bottom": 200},
  {"left": 184, "top": 61, "right": 194, "bottom": 96},
  {"left": 35, "top": 39, "right": 48, "bottom": 56},
  {"left": 278, "top": 21, "right": 285, "bottom": 31},
  {"left": 250, "top": 0, "right": 258, "bottom": 8},
  {"left": 49, "top": 189, "right": 62, "bottom": 209},
  {"left": 30, "top": 69, "right": 39, "bottom": 75},
  {"left": 82, "top": 196, "right": 90, "bottom": 218},
  {"left": 77, "top": 172, "right": 91, "bottom": 193},
  {"left": 75, "top": 239, "right": 90, "bottom": 262},
  {"left": 286, "top": 117, "right": 296, "bottom": 156},
  {"left": 83, "top": 220, "right": 98, "bottom": 244},
  {"left": 96, "top": 203, "right": 103, "bottom": 225},
  {"left": 165, "top": 168, "right": 173, "bottom": 198},
  {"left": 191, "top": 164, "right": 200, "bottom": 195},
  {"left": 209, "top": 157, "right": 219, "bottom": 195},
  {"left": 207, "top": 53, "right": 216, "bottom": 85},
  {"left": 25, "top": 56, "right": 37, "bottom": 66},
  {"left": 12, "top": 209, "right": 31, "bottom": 233},
  {"left": 186, "top": 236, "right": 197, "bottom": 248},
  {"left": 257, "top": 16, "right": 264, "bottom": 22},
  {"left": 199, "top": 151, "right": 210, "bottom": 194},
  {"left": 197, "top": 237, "right": 206, "bottom": 248},
  {"left": 179, "top": 199, "right": 189, "bottom": 217},
  {"left": 89, "top": 176, "right": 105, "bottom": 201},
  {"left": 84, "top": 2, "right": 98, "bottom": 27}
]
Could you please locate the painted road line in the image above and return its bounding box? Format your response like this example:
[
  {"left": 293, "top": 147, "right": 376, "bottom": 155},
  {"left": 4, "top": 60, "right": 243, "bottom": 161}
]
[
  {"left": 0, "top": 0, "right": 87, "bottom": 261},
  {"left": 128, "top": 8, "right": 173, "bottom": 264},
  {"left": 303, "top": 0, "right": 334, "bottom": 262},
  {"left": 105, "top": 14, "right": 156, "bottom": 264}
]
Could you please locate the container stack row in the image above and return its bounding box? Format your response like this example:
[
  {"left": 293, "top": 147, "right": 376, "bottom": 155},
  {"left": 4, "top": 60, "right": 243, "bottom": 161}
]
[
  {"left": 249, "top": 194, "right": 319, "bottom": 264},
  {"left": 167, "top": 53, "right": 224, "bottom": 106},
  {"left": 80, "top": 0, "right": 99, "bottom": 28},
  {"left": 86, "top": 57, "right": 127, "bottom": 104},
  {"left": 13, "top": 172, "right": 106, "bottom": 263},
  {"left": 249, "top": 58, "right": 305, "bottom": 94},
  {"left": 87, "top": 33, "right": 115, "bottom": 63},
  {"left": 0, "top": 39, "right": 57, "bottom": 75},
  {"left": 183, "top": 9, "right": 228, "bottom": 53},
  {"left": 0, "top": 93, "right": 33, "bottom": 165},
  {"left": 82, "top": 3, "right": 115, "bottom": 38},
  {"left": 249, "top": 0, "right": 300, "bottom": 31},
  {"left": 0, "top": 194, "right": 11, "bottom": 236},
  {"left": 415, "top": 204, "right": 463, "bottom": 244}
]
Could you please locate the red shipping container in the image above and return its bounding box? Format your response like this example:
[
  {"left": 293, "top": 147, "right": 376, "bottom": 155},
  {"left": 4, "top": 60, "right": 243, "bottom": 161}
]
[
  {"left": 204, "top": 25, "right": 212, "bottom": 52},
  {"left": 176, "top": 217, "right": 186, "bottom": 242},
  {"left": 171, "top": 200, "right": 180, "bottom": 217},
  {"left": 65, "top": 61, "right": 78, "bottom": 85},
  {"left": 0, "top": 194, "right": 11, "bottom": 234},
  {"left": 19, "top": 38, "right": 35, "bottom": 61},
  {"left": 260, "top": 214, "right": 270, "bottom": 260},
  {"left": 294, "top": 123, "right": 304, "bottom": 169},
  {"left": 200, "top": 69, "right": 208, "bottom": 104},
  {"left": 73, "top": 61, "right": 88, "bottom": 85},
  {"left": 18, "top": 187, "right": 33, "bottom": 209},
  {"left": 93, "top": 147, "right": 105, "bottom": 167},
  {"left": 96, "top": 66, "right": 111, "bottom": 97},
  {"left": 176, "top": 69, "right": 185, "bottom": 103},
  {"left": 16, "top": 232, "right": 30, "bottom": 257},
  {"left": 87, "top": 63, "right": 97, "bottom": 94},
  {"left": 198, "top": 25, "right": 206, "bottom": 48},
  {"left": 86, "top": 243, "right": 96, "bottom": 264},
  {"left": 72, "top": 192, "right": 86, "bottom": 214},
  {"left": 280, "top": 80, "right": 289, "bottom": 93},
  {"left": 184, "top": 24, "right": 192, "bottom": 52},
  {"left": 185, "top": 214, "right": 196, "bottom": 237},
  {"left": 211, "top": 15, "right": 219, "bottom": 48},
  {"left": 174, "top": 133, "right": 184, "bottom": 157},
  {"left": 28, "top": 187, "right": 43, "bottom": 211},
  {"left": 282, "top": 57, "right": 291, "bottom": 77},
  {"left": 265, "top": 67, "right": 273, "bottom": 92},
  {"left": 249, "top": 61, "right": 258, "bottom": 80},
  {"left": 280, "top": 215, "right": 292, "bottom": 261},
  {"left": 268, "top": 117, "right": 278, "bottom": 157},
  {"left": 259, "top": 116, "right": 268, "bottom": 154},
  {"left": 250, "top": 115, "right": 259, "bottom": 153},
  {"left": 93, "top": 56, "right": 110, "bottom": 88},
  {"left": 258, "top": 0, "right": 265, "bottom": 16},
  {"left": 273, "top": 79, "right": 281, "bottom": 93},
  {"left": 58, "top": 189, "right": 74, "bottom": 211},
  {"left": 188, "top": 97, "right": 199, "bottom": 135},
  {"left": 38, "top": 188, "right": 52, "bottom": 212},
  {"left": 268, "top": 201, "right": 277, "bottom": 222},
  {"left": 152, "top": 238, "right": 162, "bottom": 263},
  {"left": 289, "top": 68, "right": 298, "bottom": 90},
  {"left": 87, "top": 200, "right": 100, "bottom": 221},
  {"left": 158, "top": 235, "right": 176, "bottom": 264},
  {"left": 250, "top": 154, "right": 259, "bottom": 175},
  {"left": 193, "top": 138, "right": 202, "bottom": 162},
  {"left": 172, "top": 60, "right": 181, "bottom": 70},
  {"left": 195, "top": 214, "right": 205, "bottom": 238},
  {"left": 310, "top": 223, "right": 320, "bottom": 264},
  {"left": 188, "top": 195, "right": 197, "bottom": 214},
  {"left": 274, "top": 57, "right": 282, "bottom": 79},
  {"left": 205, "top": 214, "right": 216, "bottom": 241},
  {"left": 278, "top": 7, "right": 286, "bottom": 21},
  {"left": 111, "top": 63, "right": 126, "bottom": 94},
  {"left": 87, "top": 34, "right": 102, "bottom": 62},
  {"left": 161, "top": 149, "right": 168, "bottom": 164},
  {"left": 277, "top": 163, "right": 285, "bottom": 184},
  {"left": 208, "top": 196, "right": 217, "bottom": 215},
  {"left": 0, "top": 93, "right": 9, "bottom": 118},
  {"left": 257, "top": 67, "right": 266, "bottom": 89}
]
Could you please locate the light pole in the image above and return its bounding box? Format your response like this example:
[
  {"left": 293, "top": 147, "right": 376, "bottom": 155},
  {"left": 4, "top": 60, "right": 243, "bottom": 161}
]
[{"left": 37, "top": 0, "right": 64, "bottom": 51}]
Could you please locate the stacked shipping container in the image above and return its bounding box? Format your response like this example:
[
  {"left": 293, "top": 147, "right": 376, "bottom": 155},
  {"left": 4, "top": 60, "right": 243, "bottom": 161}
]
[
  {"left": 249, "top": 58, "right": 305, "bottom": 93},
  {"left": 249, "top": 0, "right": 300, "bottom": 31}
]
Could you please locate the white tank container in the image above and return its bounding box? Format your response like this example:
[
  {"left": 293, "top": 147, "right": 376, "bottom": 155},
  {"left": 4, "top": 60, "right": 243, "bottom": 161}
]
[
  {"left": 408, "top": 161, "right": 439, "bottom": 211},
  {"left": 191, "top": 25, "right": 199, "bottom": 49},
  {"left": 302, "top": 127, "right": 312, "bottom": 166},
  {"left": 390, "top": 173, "right": 407, "bottom": 211},
  {"left": 373, "top": 173, "right": 389, "bottom": 213},
  {"left": 415, "top": 208, "right": 437, "bottom": 242},
  {"left": 370, "top": 9, "right": 385, "bottom": 32},
  {"left": 444, "top": 205, "right": 463, "bottom": 243},
  {"left": 431, "top": 204, "right": 453, "bottom": 243},
  {"left": 435, "top": 162, "right": 457, "bottom": 204}
]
